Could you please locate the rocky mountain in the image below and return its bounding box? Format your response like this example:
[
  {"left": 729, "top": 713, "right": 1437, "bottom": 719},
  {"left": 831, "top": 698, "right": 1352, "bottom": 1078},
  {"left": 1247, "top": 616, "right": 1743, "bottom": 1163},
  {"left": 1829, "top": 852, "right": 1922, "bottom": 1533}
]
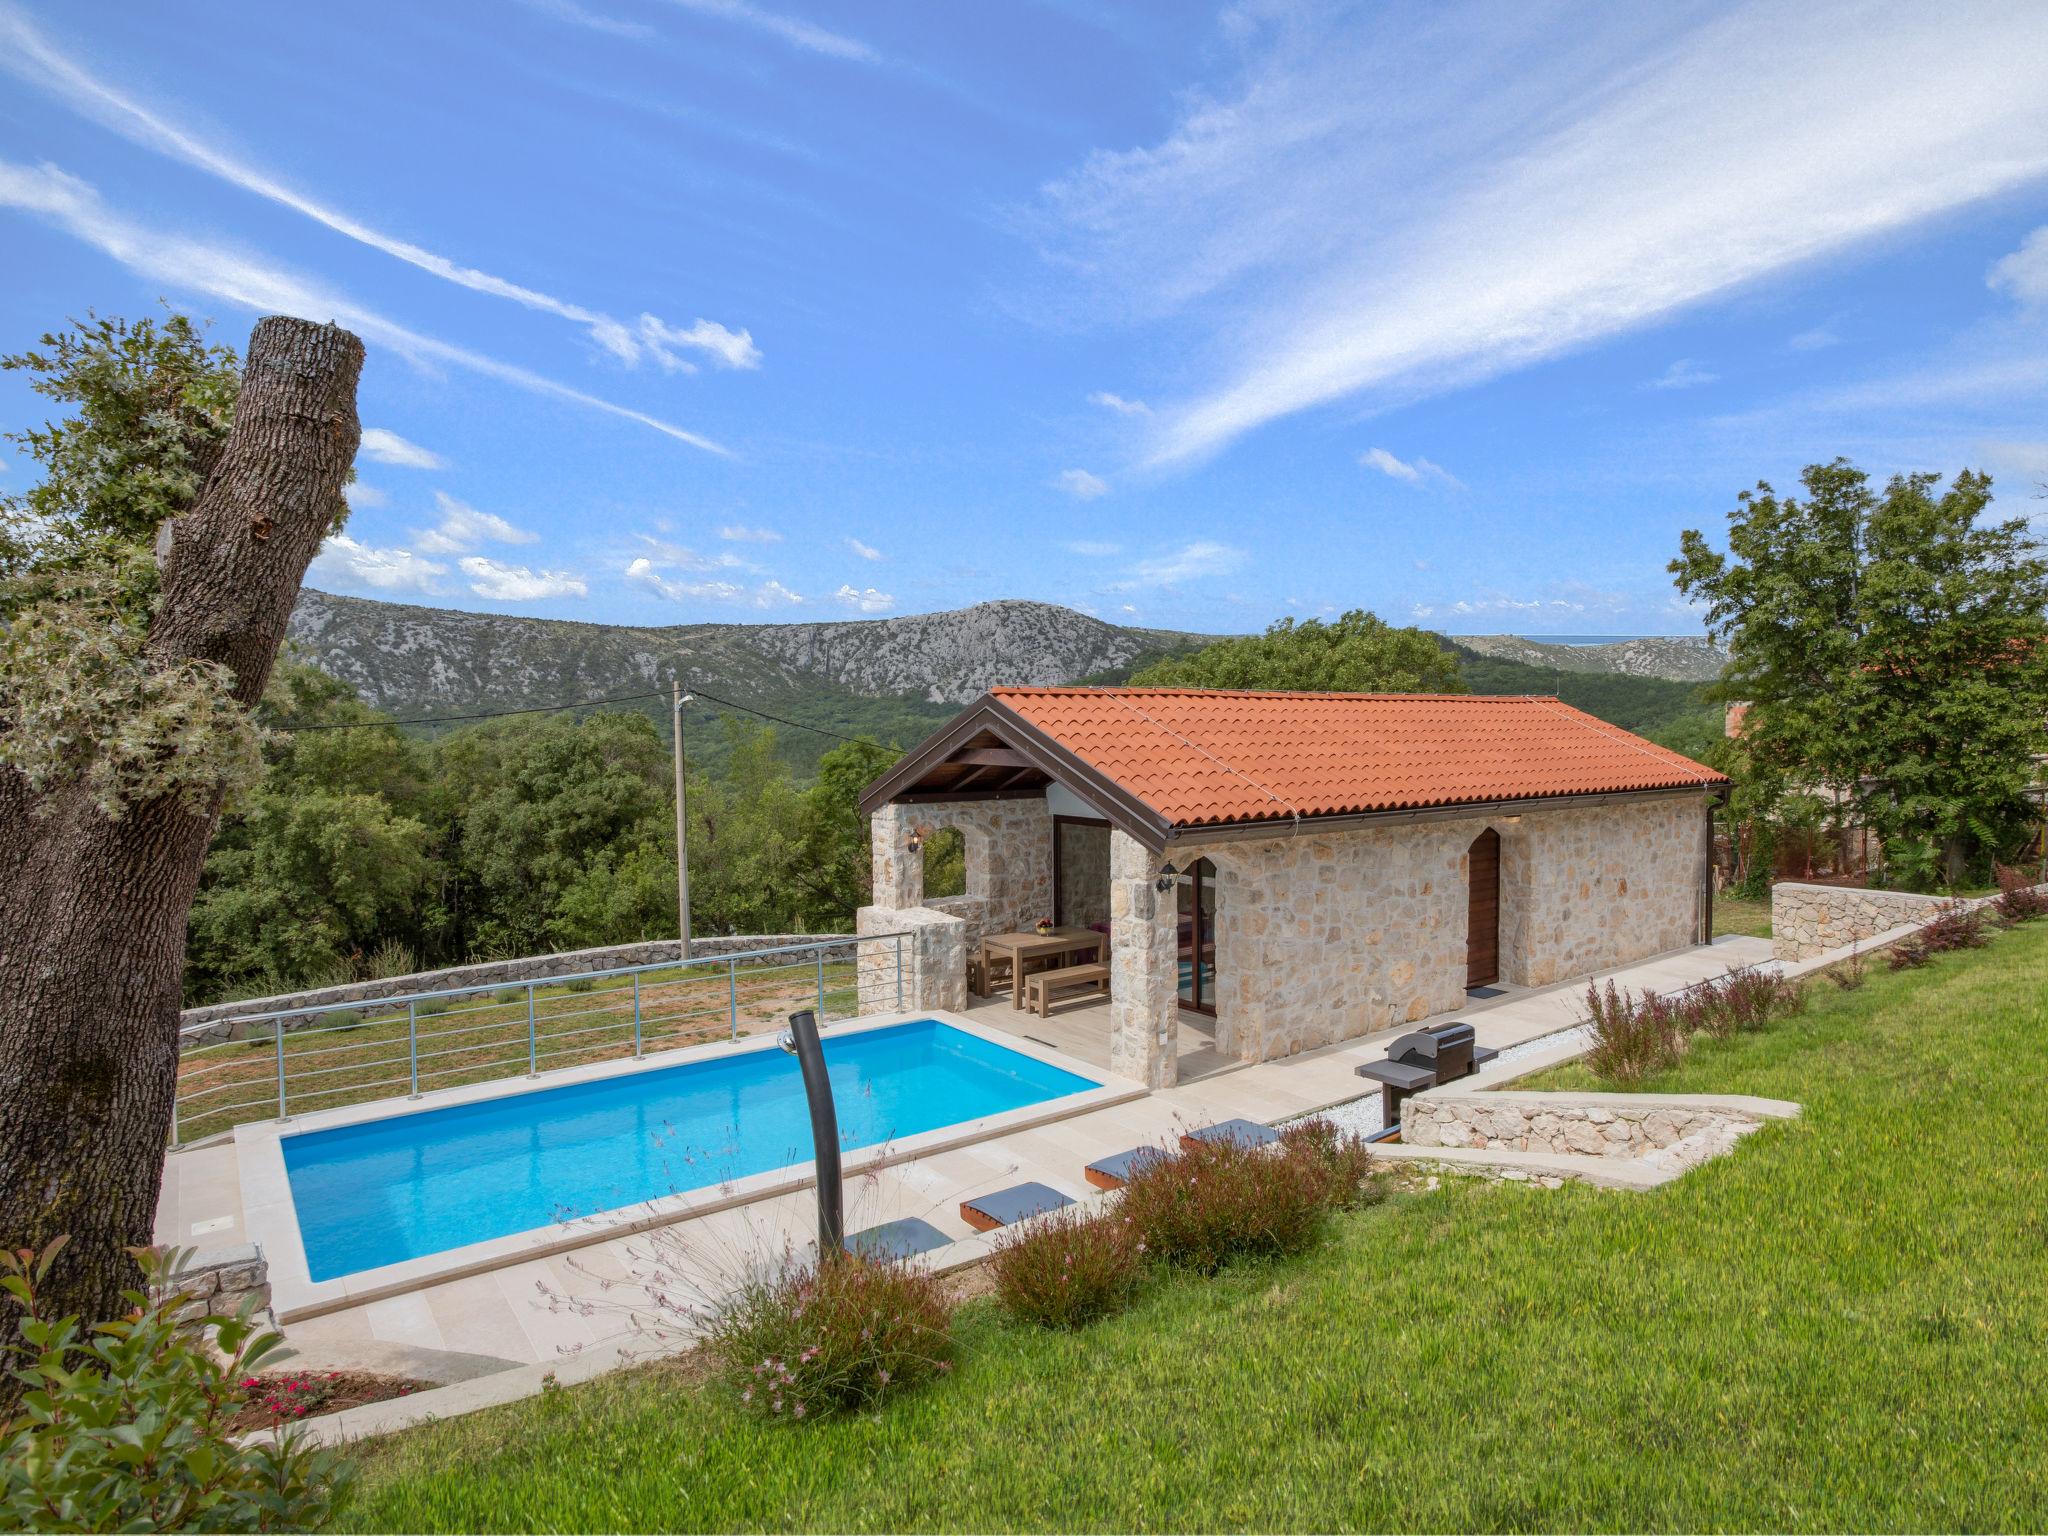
[
  {"left": 1452, "top": 633, "right": 1728, "bottom": 683},
  {"left": 286, "top": 591, "right": 1211, "bottom": 716}
]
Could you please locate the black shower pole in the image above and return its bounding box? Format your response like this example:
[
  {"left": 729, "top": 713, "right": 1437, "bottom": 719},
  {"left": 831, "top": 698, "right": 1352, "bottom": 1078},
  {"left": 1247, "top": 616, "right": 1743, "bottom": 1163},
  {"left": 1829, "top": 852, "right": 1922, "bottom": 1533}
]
[{"left": 780, "top": 1009, "right": 844, "bottom": 1258}]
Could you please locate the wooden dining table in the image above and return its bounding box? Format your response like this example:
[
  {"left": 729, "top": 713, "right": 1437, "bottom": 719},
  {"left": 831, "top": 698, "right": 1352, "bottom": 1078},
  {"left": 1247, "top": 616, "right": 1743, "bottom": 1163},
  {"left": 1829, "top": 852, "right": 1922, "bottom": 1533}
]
[{"left": 980, "top": 927, "right": 1105, "bottom": 1009}]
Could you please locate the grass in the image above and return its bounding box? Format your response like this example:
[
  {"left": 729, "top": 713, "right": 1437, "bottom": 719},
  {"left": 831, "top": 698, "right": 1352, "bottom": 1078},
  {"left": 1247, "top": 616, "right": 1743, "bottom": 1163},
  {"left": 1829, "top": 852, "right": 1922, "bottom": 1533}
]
[
  {"left": 342, "top": 923, "right": 2048, "bottom": 1532},
  {"left": 1712, "top": 891, "right": 1772, "bottom": 938},
  {"left": 174, "top": 956, "right": 869, "bottom": 1143}
]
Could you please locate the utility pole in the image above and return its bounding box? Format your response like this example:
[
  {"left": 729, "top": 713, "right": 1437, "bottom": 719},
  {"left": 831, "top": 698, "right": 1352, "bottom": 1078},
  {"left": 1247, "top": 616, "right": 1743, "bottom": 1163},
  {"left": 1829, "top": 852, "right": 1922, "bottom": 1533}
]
[{"left": 673, "top": 679, "right": 692, "bottom": 957}]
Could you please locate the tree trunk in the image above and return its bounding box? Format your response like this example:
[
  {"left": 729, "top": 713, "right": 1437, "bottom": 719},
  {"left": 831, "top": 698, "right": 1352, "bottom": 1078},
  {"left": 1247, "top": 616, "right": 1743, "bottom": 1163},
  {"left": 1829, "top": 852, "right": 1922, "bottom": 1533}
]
[{"left": 0, "top": 318, "right": 362, "bottom": 1356}]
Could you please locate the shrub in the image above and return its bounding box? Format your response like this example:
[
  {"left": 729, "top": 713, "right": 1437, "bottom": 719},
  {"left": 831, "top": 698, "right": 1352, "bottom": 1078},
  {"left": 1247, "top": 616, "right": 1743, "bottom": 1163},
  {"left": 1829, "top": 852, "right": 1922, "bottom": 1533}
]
[
  {"left": 705, "top": 1255, "right": 953, "bottom": 1421},
  {"left": 1830, "top": 944, "right": 1868, "bottom": 991},
  {"left": 1916, "top": 900, "right": 1988, "bottom": 955},
  {"left": 1582, "top": 979, "right": 1684, "bottom": 1086},
  {"left": 1685, "top": 966, "right": 1805, "bottom": 1039},
  {"left": 560, "top": 975, "right": 597, "bottom": 993},
  {"left": 991, "top": 1205, "right": 1147, "bottom": 1330},
  {"left": 1887, "top": 936, "right": 1931, "bottom": 971},
  {"left": 1279, "top": 1117, "right": 1387, "bottom": 1210},
  {"left": 1994, "top": 865, "right": 2048, "bottom": 925},
  {"left": 1118, "top": 1133, "right": 1340, "bottom": 1275},
  {"left": 491, "top": 987, "right": 526, "bottom": 1005},
  {"left": 1, "top": 1239, "right": 354, "bottom": 1532}
]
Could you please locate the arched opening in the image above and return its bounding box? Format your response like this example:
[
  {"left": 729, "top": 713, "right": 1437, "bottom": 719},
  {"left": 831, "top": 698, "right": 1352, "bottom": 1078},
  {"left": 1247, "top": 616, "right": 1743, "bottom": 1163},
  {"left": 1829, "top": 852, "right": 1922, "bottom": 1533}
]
[
  {"left": 922, "top": 826, "right": 966, "bottom": 899},
  {"left": 1466, "top": 828, "right": 1501, "bottom": 990}
]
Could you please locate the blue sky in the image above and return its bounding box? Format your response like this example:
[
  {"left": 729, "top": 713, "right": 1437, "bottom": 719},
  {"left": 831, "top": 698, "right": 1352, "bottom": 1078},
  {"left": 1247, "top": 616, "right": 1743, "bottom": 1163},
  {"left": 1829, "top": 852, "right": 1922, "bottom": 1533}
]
[{"left": 3, "top": 0, "right": 2047, "bottom": 637}]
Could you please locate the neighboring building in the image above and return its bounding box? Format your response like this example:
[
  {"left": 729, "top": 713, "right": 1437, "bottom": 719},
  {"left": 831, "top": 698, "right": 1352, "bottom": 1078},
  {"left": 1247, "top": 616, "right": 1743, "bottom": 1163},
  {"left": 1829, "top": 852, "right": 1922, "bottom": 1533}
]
[{"left": 858, "top": 688, "right": 1729, "bottom": 1087}]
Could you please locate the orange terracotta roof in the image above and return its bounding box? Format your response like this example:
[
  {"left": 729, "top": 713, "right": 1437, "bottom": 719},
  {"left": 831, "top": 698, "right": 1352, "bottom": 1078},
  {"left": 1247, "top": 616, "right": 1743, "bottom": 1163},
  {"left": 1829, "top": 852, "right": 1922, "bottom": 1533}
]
[{"left": 990, "top": 687, "right": 1726, "bottom": 831}]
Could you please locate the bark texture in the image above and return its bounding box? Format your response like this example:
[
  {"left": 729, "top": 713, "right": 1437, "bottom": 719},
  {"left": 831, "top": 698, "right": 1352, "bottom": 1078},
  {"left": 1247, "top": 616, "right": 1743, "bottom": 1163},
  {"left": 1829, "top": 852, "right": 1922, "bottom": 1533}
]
[{"left": 0, "top": 318, "right": 362, "bottom": 1350}]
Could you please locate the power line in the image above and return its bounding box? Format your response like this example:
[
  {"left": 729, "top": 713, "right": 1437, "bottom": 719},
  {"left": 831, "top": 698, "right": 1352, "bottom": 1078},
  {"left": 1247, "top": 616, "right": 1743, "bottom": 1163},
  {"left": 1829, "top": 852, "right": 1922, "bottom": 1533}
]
[
  {"left": 274, "top": 681, "right": 877, "bottom": 746},
  {"left": 275, "top": 689, "right": 667, "bottom": 732}
]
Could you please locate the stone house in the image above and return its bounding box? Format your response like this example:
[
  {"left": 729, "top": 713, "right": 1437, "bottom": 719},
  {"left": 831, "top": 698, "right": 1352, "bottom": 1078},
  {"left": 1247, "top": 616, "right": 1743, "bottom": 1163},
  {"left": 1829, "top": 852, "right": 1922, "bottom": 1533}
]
[{"left": 857, "top": 688, "right": 1728, "bottom": 1087}]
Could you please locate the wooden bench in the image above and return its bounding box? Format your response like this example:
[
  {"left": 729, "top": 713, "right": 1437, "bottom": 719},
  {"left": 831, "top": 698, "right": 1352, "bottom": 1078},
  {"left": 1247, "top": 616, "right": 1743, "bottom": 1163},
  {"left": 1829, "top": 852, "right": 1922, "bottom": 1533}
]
[{"left": 1023, "top": 960, "right": 1110, "bottom": 1017}]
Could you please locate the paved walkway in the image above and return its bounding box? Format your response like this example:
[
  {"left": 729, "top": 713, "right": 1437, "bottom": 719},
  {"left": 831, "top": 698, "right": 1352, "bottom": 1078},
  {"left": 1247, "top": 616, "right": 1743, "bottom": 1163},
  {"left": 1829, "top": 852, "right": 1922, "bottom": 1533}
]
[{"left": 156, "top": 935, "right": 1773, "bottom": 1381}]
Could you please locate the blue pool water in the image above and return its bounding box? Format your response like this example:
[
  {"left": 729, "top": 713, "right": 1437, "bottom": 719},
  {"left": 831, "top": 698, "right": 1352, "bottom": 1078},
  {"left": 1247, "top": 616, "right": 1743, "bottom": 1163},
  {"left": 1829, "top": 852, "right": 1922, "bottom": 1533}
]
[{"left": 281, "top": 1020, "right": 1098, "bottom": 1281}]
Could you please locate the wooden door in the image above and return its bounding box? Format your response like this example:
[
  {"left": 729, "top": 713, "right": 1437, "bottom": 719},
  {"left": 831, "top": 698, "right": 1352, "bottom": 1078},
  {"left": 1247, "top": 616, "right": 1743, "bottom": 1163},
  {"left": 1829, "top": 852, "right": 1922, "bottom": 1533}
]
[{"left": 1466, "top": 829, "right": 1500, "bottom": 988}]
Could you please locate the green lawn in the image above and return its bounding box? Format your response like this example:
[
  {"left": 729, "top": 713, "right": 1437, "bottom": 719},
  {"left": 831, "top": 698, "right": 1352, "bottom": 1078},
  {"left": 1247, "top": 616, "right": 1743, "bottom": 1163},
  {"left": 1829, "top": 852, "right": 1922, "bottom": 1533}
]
[
  {"left": 344, "top": 924, "right": 2048, "bottom": 1532},
  {"left": 1711, "top": 891, "right": 1772, "bottom": 938}
]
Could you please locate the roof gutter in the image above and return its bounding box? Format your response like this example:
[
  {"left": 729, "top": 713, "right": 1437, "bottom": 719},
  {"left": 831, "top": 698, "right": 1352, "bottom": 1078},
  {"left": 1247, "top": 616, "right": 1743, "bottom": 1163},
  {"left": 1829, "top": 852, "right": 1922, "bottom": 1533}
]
[{"left": 1161, "top": 782, "right": 1725, "bottom": 849}]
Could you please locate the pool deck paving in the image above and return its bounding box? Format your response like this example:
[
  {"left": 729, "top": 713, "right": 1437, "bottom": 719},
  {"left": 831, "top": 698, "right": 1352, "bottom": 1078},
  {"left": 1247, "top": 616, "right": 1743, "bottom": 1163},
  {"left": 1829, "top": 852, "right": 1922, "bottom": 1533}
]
[{"left": 158, "top": 935, "right": 1773, "bottom": 1388}]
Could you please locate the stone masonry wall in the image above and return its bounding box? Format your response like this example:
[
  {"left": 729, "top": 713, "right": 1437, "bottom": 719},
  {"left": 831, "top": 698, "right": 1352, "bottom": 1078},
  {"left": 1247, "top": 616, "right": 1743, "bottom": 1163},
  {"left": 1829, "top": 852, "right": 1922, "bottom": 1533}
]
[
  {"left": 168, "top": 1243, "right": 270, "bottom": 1321},
  {"left": 1499, "top": 795, "right": 1707, "bottom": 987},
  {"left": 856, "top": 904, "right": 967, "bottom": 1014},
  {"left": 1207, "top": 793, "right": 1708, "bottom": 1065},
  {"left": 869, "top": 797, "right": 1053, "bottom": 956},
  {"left": 1770, "top": 882, "right": 1952, "bottom": 961},
  {"left": 1109, "top": 829, "right": 1179, "bottom": 1086},
  {"left": 1403, "top": 1090, "right": 1785, "bottom": 1159}
]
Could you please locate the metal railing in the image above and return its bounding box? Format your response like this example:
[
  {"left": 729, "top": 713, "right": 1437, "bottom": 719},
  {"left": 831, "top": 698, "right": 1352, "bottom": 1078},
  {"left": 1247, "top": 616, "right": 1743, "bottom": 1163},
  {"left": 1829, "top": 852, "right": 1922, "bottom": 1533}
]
[{"left": 172, "top": 933, "right": 909, "bottom": 1148}]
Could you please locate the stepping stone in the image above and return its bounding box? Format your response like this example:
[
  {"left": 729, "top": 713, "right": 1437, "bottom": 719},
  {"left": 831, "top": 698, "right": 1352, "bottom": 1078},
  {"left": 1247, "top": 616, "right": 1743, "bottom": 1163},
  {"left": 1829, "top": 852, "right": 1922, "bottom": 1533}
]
[
  {"left": 1180, "top": 1118, "right": 1280, "bottom": 1153},
  {"left": 958, "top": 1181, "right": 1074, "bottom": 1233},
  {"left": 1083, "top": 1145, "right": 1169, "bottom": 1191},
  {"left": 843, "top": 1217, "right": 951, "bottom": 1262}
]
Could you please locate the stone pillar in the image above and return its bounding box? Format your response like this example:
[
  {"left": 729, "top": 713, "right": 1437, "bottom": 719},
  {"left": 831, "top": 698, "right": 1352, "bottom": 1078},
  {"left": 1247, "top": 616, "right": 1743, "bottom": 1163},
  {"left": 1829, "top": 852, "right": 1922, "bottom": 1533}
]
[
  {"left": 870, "top": 803, "right": 922, "bottom": 910},
  {"left": 1108, "top": 830, "right": 1177, "bottom": 1087},
  {"left": 857, "top": 904, "right": 965, "bottom": 1014}
]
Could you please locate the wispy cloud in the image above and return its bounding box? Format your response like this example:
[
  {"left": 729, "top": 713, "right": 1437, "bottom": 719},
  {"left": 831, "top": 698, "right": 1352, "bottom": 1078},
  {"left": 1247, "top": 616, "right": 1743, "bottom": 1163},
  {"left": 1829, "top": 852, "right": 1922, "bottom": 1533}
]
[
  {"left": 1088, "top": 390, "right": 1151, "bottom": 416},
  {"left": 0, "top": 158, "right": 731, "bottom": 454},
  {"left": 626, "top": 557, "right": 802, "bottom": 607},
  {"left": 1107, "top": 540, "right": 1243, "bottom": 590},
  {"left": 514, "top": 0, "right": 652, "bottom": 39},
  {"left": 1055, "top": 467, "right": 1109, "bottom": 500},
  {"left": 634, "top": 535, "right": 753, "bottom": 572},
  {"left": 1787, "top": 326, "right": 1841, "bottom": 352},
  {"left": 1064, "top": 540, "right": 1120, "bottom": 557},
  {"left": 651, "top": 0, "right": 881, "bottom": 64},
  {"left": 358, "top": 428, "right": 444, "bottom": 470},
  {"left": 845, "top": 536, "right": 883, "bottom": 561},
  {"left": 718, "top": 524, "right": 782, "bottom": 543},
  {"left": 0, "top": 6, "right": 755, "bottom": 371},
  {"left": 460, "top": 556, "right": 589, "bottom": 601},
  {"left": 415, "top": 491, "right": 538, "bottom": 554},
  {"left": 834, "top": 583, "right": 893, "bottom": 612},
  {"left": 1037, "top": 1, "right": 2048, "bottom": 465},
  {"left": 1989, "top": 224, "right": 2048, "bottom": 307},
  {"left": 1360, "top": 447, "right": 1459, "bottom": 487},
  {"left": 1648, "top": 358, "right": 1718, "bottom": 391},
  {"left": 342, "top": 483, "right": 388, "bottom": 509},
  {"left": 309, "top": 533, "right": 447, "bottom": 597}
]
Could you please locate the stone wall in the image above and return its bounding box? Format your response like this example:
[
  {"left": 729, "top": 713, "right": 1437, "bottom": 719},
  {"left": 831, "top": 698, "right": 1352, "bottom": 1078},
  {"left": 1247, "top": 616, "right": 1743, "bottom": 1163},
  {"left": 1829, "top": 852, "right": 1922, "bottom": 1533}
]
[
  {"left": 1770, "top": 882, "right": 1951, "bottom": 961},
  {"left": 856, "top": 904, "right": 967, "bottom": 1014},
  {"left": 1498, "top": 795, "right": 1708, "bottom": 987},
  {"left": 168, "top": 1243, "right": 270, "bottom": 1321},
  {"left": 1108, "top": 829, "right": 1178, "bottom": 1087},
  {"left": 1207, "top": 793, "right": 1710, "bottom": 1065},
  {"left": 868, "top": 796, "right": 1054, "bottom": 984},
  {"left": 181, "top": 934, "right": 853, "bottom": 1040},
  {"left": 1402, "top": 1090, "right": 1792, "bottom": 1158}
]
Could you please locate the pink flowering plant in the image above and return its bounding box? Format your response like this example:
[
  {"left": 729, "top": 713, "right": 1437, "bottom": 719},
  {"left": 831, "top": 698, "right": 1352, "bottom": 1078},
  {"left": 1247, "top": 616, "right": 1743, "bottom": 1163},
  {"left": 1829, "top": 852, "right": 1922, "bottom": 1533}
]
[
  {"left": 705, "top": 1254, "right": 953, "bottom": 1422},
  {"left": 990, "top": 1204, "right": 1147, "bottom": 1330}
]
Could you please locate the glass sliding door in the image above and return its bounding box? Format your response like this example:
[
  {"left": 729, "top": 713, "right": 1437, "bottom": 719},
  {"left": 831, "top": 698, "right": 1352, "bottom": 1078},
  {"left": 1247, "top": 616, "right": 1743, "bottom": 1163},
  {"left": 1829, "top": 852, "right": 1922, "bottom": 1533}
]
[{"left": 1176, "top": 857, "right": 1217, "bottom": 1015}]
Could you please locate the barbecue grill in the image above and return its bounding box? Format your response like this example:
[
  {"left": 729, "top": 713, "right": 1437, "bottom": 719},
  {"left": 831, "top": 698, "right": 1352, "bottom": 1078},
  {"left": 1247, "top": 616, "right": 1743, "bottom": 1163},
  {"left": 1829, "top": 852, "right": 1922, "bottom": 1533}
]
[{"left": 1354, "top": 1019, "right": 1500, "bottom": 1128}]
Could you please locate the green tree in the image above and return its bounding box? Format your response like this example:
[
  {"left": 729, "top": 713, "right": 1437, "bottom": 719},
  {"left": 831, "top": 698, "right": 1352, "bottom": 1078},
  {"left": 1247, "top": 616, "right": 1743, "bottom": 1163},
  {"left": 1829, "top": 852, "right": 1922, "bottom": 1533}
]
[
  {"left": 0, "top": 312, "right": 362, "bottom": 1357},
  {"left": 1673, "top": 459, "right": 2048, "bottom": 888},
  {"left": 186, "top": 659, "right": 439, "bottom": 999},
  {"left": 1130, "top": 610, "right": 1466, "bottom": 693},
  {"left": 431, "top": 710, "right": 673, "bottom": 956}
]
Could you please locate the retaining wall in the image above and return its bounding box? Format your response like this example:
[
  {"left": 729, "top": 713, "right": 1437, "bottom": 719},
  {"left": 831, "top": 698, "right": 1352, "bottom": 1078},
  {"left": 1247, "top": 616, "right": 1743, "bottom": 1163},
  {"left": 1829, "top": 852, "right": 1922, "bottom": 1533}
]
[
  {"left": 169, "top": 1243, "right": 270, "bottom": 1321},
  {"left": 1770, "top": 882, "right": 1953, "bottom": 961},
  {"left": 1402, "top": 1090, "right": 1798, "bottom": 1158}
]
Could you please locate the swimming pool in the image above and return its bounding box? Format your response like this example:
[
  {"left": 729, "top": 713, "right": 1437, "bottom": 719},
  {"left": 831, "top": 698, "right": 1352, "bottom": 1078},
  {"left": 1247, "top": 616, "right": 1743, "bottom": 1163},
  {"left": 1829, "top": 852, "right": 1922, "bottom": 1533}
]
[{"left": 280, "top": 1019, "right": 1099, "bottom": 1280}]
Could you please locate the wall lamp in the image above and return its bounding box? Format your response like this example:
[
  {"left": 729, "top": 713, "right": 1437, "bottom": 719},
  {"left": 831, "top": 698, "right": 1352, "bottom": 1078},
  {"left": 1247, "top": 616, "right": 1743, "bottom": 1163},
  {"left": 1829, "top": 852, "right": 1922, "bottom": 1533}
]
[
  {"left": 907, "top": 822, "right": 932, "bottom": 853},
  {"left": 1154, "top": 861, "right": 1179, "bottom": 893}
]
